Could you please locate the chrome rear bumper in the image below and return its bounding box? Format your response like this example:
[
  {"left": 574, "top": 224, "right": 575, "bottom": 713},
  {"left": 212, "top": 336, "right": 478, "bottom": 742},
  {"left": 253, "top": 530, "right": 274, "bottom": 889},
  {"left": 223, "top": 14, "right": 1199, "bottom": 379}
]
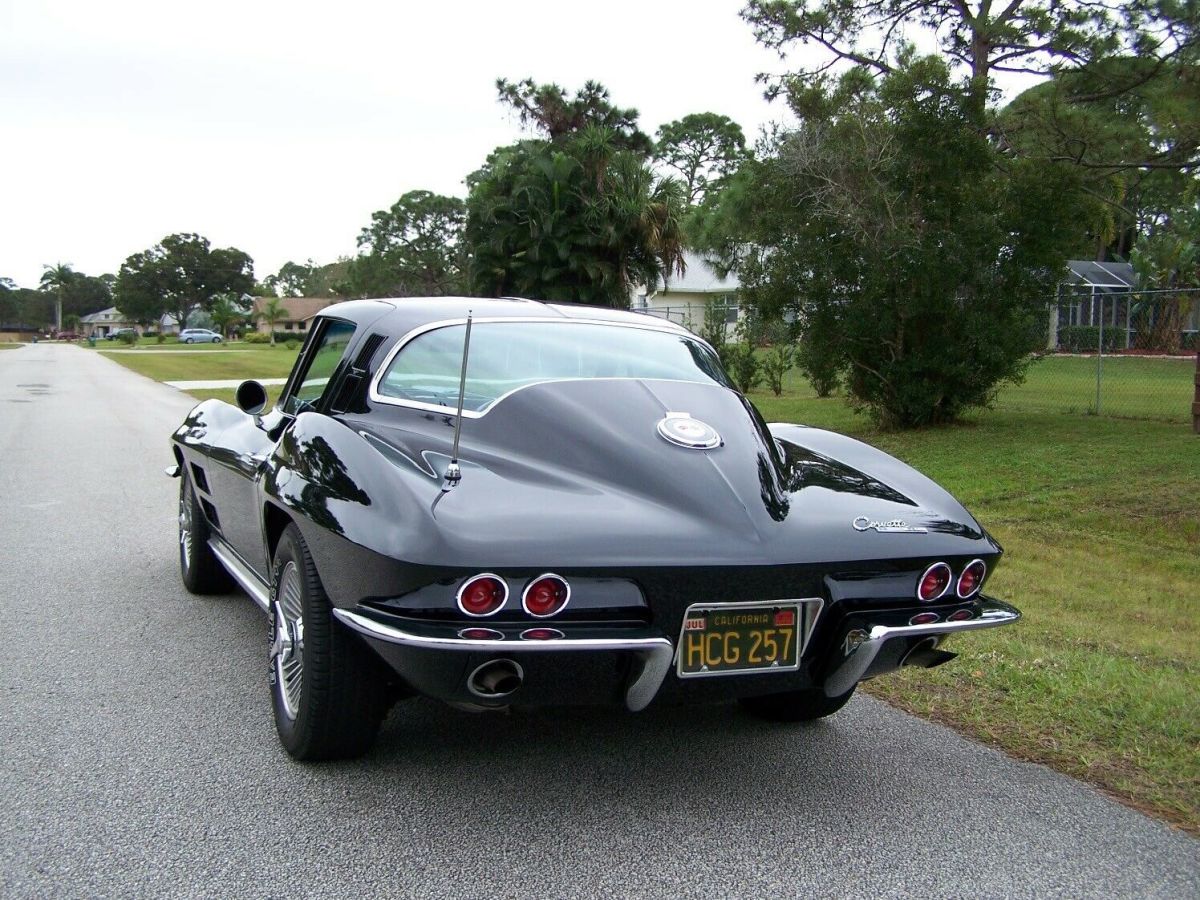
[
  {"left": 333, "top": 609, "right": 674, "bottom": 711},
  {"left": 823, "top": 597, "right": 1020, "bottom": 697}
]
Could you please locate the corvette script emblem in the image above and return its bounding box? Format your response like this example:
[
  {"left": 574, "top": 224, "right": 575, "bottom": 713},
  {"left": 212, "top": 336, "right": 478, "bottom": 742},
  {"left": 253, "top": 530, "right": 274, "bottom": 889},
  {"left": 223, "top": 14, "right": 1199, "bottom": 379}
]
[{"left": 852, "top": 516, "right": 927, "bottom": 534}]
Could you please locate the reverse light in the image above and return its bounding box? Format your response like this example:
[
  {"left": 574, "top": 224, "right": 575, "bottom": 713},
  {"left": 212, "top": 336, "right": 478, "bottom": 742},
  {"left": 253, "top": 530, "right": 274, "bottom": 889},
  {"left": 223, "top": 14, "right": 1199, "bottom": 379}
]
[
  {"left": 458, "top": 627, "right": 505, "bottom": 640},
  {"left": 917, "top": 562, "right": 952, "bottom": 602},
  {"left": 457, "top": 574, "right": 508, "bottom": 617},
  {"left": 522, "top": 574, "right": 571, "bottom": 618},
  {"left": 520, "top": 627, "right": 564, "bottom": 641},
  {"left": 956, "top": 559, "right": 987, "bottom": 598}
]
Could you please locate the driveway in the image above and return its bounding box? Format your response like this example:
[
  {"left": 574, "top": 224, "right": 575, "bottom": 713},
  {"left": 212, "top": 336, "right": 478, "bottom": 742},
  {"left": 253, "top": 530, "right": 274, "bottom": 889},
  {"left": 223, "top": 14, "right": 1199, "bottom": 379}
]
[{"left": 1, "top": 343, "right": 1196, "bottom": 898}]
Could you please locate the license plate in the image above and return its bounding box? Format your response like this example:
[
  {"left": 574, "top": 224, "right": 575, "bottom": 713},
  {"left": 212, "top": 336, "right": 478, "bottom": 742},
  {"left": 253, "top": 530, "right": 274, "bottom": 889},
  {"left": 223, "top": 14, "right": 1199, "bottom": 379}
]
[{"left": 676, "top": 602, "right": 803, "bottom": 678}]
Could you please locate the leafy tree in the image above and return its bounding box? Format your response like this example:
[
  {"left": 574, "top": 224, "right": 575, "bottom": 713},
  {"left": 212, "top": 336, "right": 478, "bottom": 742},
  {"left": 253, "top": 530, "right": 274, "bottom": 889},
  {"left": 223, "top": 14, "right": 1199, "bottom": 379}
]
[
  {"left": 654, "top": 113, "right": 749, "bottom": 205},
  {"left": 1131, "top": 193, "right": 1200, "bottom": 351},
  {"left": 255, "top": 296, "right": 286, "bottom": 345},
  {"left": 0, "top": 283, "right": 49, "bottom": 328},
  {"left": 345, "top": 191, "right": 467, "bottom": 297},
  {"left": 265, "top": 260, "right": 317, "bottom": 296},
  {"left": 114, "top": 233, "right": 254, "bottom": 331},
  {"left": 998, "top": 58, "right": 1200, "bottom": 258},
  {"left": 306, "top": 258, "right": 353, "bottom": 297},
  {"left": 743, "top": 0, "right": 1199, "bottom": 127},
  {"left": 495, "top": 77, "right": 653, "bottom": 153},
  {"left": 701, "top": 60, "right": 1095, "bottom": 426}
]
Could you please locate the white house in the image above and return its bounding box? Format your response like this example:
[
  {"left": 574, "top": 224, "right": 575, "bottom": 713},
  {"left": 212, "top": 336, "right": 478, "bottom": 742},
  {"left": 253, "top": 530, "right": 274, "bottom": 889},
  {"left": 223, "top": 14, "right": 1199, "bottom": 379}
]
[{"left": 634, "top": 251, "right": 741, "bottom": 335}]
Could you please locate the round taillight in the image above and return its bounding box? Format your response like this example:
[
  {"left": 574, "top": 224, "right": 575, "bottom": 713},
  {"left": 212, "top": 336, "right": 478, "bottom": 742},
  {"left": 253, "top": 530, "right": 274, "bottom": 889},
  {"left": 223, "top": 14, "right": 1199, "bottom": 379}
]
[
  {"left": 457, "top": 574, "right": 508, "bottom": 617},
  {"left": 947, "top": 609, "right": 974, "bottom": 622},
  {"left": 522, "top": 574, "right": 570, "bottom": 618},
  {"left": 957, "top": 559, "right": 987, "bottom": 598},
  {"left": 917, "top": 562, "right": 952, "bottom": 602},
  {"left": 910, "top": 612, "right": 940, "bottom": 626}
]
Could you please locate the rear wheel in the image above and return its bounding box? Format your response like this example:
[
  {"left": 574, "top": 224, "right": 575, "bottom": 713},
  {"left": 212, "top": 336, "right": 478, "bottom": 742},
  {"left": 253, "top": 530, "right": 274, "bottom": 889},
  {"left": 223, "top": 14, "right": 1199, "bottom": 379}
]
[
  {"left": 738, "top": 685, "right": 855, "bottom": 722},
  {"left": 178, "top": 472, "right": 234, "bottom": 594},
  {"left": 184, "top": 338, "right": 193, "bottom": 344},
  {"left": 270, "top": 523, "right": 392, "bottom": 760}
]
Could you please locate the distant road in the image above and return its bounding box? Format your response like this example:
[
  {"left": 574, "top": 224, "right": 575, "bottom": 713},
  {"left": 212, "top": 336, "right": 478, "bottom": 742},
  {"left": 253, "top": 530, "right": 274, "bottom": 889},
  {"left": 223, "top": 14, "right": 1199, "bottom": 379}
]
[{"left": 1, "top": 343, "right": 1197, "bottom": 898}]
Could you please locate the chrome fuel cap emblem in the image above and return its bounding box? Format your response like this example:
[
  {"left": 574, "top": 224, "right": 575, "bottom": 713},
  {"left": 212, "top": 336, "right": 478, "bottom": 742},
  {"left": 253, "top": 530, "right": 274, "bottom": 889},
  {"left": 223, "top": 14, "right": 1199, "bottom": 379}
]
[{"left": 656, "top": 412, "right": 721, "bottom": 449}]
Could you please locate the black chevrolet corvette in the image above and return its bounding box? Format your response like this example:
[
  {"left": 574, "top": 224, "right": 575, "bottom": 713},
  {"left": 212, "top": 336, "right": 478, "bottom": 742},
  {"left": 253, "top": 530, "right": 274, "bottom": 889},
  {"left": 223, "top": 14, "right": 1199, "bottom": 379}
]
[{"left": 169, "top": 297, "right": 1019, "bottom": 759}]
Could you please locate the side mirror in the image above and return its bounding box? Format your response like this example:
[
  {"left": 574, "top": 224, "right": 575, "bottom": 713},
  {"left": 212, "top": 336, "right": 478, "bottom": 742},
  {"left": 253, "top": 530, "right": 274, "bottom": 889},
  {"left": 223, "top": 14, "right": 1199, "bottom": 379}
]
[{"left": 236, "top": 380, "right": 268, "bottom": 416}]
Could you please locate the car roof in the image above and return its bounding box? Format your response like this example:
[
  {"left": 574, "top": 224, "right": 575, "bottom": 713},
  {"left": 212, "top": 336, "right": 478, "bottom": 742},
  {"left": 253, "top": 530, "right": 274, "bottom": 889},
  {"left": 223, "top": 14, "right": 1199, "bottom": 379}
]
[{"left": 316, "top": 296, "right": 691, "bottom": 341}]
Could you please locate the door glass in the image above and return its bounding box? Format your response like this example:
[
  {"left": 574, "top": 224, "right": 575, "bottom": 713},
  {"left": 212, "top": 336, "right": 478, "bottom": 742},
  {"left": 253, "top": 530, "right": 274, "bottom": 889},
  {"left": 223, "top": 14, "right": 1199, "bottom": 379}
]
[{"left": 284, "top": 319, "right": 355, "bottom": 415}]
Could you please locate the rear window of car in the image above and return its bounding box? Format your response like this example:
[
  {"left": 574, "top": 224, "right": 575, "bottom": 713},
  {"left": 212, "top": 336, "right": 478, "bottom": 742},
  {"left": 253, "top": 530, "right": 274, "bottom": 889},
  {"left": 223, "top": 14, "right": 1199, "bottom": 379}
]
[{"left": 376, "top": 321, "right": 732, "bottom": 413}]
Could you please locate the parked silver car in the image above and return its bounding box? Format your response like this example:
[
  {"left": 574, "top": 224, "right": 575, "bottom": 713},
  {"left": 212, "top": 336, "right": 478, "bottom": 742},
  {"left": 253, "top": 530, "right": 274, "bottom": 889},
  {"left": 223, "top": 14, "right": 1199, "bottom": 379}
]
[{"left": 179, "top": 328, "right": 223, "bottom": 344}]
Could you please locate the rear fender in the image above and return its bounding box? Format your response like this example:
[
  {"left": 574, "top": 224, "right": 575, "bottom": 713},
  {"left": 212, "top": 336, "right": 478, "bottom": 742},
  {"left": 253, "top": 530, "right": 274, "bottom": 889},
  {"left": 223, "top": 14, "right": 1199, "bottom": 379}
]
[{"left": 262, "top": 413, "right": 449, "bottom": 607}]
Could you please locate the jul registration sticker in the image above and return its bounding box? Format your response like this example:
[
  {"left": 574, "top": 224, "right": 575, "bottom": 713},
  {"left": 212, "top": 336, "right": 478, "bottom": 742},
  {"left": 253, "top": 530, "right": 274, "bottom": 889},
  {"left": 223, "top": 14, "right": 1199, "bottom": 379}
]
[{"left": 684, "top": 616, "right": 707, "bottom": 631}]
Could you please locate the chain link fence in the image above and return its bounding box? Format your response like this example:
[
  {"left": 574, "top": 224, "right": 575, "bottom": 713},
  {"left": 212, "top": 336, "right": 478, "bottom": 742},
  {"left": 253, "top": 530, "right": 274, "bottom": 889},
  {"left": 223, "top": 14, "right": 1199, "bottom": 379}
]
[
  {"left": 1018, "top": 288, "right": 1200, "bottom": 424},
  {"left": 635, "top": 291, "right": 1198, "bottom": 425}
]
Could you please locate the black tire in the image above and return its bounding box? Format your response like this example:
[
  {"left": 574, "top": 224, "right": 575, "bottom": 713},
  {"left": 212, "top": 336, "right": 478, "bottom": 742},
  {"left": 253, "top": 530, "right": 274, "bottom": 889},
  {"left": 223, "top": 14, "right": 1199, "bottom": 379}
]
[
  {"left": 269, "top": 523, "right": 392, "bottom": 760},
  {"left": 184, "top": 337, "right": 193, "bottom": 344},
  {"left": 213, "top": 337, "right": 222, "bottom": 343},
  {"left": 178, "top": 472, "right": 235, "bottom": 594},
  {"left": 738, "top": 685, "right": 856, "bottom": 722}
]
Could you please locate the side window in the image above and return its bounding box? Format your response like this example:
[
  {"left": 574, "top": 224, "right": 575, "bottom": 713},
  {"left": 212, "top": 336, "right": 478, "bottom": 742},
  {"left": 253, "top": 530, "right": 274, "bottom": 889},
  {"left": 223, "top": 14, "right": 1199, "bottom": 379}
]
[{"left": 282, "top": 319, "right": 356, "bottom": 415}]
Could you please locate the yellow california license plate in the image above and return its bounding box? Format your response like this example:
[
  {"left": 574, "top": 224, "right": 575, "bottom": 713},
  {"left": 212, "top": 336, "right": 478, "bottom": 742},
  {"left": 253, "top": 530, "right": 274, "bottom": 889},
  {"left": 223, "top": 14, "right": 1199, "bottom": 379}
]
[{"left": 676, "top": 602, "right": 803, "bottom": 678}]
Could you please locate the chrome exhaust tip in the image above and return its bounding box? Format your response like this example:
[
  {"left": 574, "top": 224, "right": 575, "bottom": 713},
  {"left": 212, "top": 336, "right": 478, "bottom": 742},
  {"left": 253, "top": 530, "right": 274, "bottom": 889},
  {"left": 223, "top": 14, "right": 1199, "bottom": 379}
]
[{"left": 467, "top": 659, "right": 524, "bottom": 699}]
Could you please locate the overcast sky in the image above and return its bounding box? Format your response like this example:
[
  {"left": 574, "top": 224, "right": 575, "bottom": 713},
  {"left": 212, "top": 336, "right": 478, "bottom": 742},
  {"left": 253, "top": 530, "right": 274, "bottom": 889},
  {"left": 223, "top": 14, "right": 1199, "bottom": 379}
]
[{"left": 0, "top": 0, "right": 809, "bottom": 288}]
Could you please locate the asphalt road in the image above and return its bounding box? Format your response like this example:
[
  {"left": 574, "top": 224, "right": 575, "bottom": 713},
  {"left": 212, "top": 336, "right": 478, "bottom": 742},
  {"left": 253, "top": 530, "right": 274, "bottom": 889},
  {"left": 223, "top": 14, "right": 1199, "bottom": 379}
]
[{"left": 1, "top": 343, "right": 1196, "bottom": 899}]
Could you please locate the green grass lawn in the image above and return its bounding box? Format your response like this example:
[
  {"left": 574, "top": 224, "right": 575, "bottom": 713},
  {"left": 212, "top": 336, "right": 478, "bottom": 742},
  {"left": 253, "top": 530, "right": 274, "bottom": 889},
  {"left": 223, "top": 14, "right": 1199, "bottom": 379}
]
[
  {"left": 95, "top": 342, "right": 300, "bottom": 382},
  {"left": 752, "top": 363, "right": 1199, "bottom": 834},
  {"left": 105, "top": 342, "right": 1199, "bottom": 831},
  {"left": 0, "top": 342, "right": 24, "bottom": 349}
]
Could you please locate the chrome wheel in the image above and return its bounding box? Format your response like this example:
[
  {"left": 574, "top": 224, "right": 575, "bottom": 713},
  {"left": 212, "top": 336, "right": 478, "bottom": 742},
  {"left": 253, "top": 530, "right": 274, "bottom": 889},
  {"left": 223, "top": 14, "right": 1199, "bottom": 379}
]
[
  {"left": 179, "top": 483, "right": 193, "bottom": 572},
  {"left": 271, "top": 561, "right": 305, "bottom": 721}
]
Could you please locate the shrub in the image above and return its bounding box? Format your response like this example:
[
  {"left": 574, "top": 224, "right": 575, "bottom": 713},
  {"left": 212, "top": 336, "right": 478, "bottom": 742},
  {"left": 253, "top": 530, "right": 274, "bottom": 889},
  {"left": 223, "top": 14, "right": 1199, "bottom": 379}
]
[
  {"left": 116, "top": 331, "right": 139, "bottom": 346},
  {"left": 285, "top": 339, "right": 298, "bottom": 350},
  {"left": 761, "top": 343, "right": 796, "bottom": 396},
  {"left": 156, "top": 333, "right": 166, "bottom": 344},
  {"left": 1057, "top": 325, "right": 1125, "bottom": 353},
  {"left": 721, "top": 341, "right": 762, "bottom": 393},
  {"left": 243, "top": 332, "right": 269, "bottom": 344},
  {"left": 700, "top": 303, "right": 728, "bottom": 356},
  {"left": 757, "top": 317, "right": 791, "bottom": 348}
]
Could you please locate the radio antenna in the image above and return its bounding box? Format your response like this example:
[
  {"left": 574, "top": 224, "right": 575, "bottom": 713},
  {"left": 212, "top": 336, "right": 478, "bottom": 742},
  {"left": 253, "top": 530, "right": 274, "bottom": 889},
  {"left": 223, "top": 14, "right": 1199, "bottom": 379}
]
[{"left": 444, "top": 311, "right": 473, "bottom": 488}]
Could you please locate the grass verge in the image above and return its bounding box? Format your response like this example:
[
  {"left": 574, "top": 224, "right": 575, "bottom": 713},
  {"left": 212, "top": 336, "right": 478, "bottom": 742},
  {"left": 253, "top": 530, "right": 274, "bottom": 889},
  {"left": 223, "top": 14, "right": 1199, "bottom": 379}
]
[
  {"left": 752, "top": 367, "right": 1199, "bottom": 835},
  {"left": 97, "top": 343, "right": 300, "bottom": 382}
]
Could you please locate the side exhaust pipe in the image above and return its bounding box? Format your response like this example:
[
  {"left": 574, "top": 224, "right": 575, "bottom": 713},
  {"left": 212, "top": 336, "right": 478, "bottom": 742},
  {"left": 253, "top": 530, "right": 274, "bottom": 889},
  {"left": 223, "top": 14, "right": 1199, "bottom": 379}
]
[
  {"left": 899, "top": 637, "right": 957, "bottom": 670},
  {"left": 467, "top": 659, "right": 524, "bottom": 699}
]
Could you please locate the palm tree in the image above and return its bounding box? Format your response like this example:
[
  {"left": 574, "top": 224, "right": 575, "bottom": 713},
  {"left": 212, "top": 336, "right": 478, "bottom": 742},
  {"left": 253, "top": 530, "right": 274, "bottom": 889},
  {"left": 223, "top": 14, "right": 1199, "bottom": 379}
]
[
  {"left": 39, "top": 262, "right": 75, "bottom": 331},
  {"left": 255, "top": 297, "right": 286, "bottom": 345},
  {"left": 211, "top": 294, "right": 248, "bottom": 339}
]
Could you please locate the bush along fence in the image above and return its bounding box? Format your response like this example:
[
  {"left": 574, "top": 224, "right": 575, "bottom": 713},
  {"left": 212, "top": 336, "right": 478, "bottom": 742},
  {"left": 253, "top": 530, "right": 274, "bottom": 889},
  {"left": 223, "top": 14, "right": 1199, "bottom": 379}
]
[{"left": 1038, "top": 288, "right": 1200, "bottom": 423}]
